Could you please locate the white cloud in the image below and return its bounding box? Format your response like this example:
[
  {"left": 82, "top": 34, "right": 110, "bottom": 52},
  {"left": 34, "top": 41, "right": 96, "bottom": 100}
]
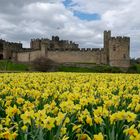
[{"left": 0, "top": 0, "right": 140, "bottom": 57}]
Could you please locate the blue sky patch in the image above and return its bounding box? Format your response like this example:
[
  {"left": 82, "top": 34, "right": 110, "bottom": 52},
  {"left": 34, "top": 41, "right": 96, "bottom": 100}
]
[
  {"left": 74, "top": 11, "right": 101, "bottom": 21},
  {"left": 63, "top": 0, "right": 72, "bottom": 7},
  {"left": 62, "top": 0, "right": 101, "bottom": 21}
]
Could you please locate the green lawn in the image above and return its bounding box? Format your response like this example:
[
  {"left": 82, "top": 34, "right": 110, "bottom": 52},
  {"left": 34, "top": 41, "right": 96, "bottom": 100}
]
[{"left": 0, "top": 60, "right": 29, "bottom": 71}]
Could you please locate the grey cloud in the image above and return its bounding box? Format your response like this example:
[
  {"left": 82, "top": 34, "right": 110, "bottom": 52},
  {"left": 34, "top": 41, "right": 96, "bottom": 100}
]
[{"left": 0, "top": 0, "right": 139, "bottom": 57}]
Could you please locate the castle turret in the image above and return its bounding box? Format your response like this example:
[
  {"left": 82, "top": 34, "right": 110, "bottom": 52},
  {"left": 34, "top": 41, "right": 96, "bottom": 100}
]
[
  {"left": 52, "top": 36, "right": 59, "bottom": 42},
  {"left": 104, "top": 30, "right": 111, "bottom": 64}
]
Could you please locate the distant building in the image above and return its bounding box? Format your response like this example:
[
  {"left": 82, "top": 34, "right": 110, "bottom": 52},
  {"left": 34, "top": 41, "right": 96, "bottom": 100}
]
[{"left": 0, "top": 31, "right": 130, "bottom": 67}]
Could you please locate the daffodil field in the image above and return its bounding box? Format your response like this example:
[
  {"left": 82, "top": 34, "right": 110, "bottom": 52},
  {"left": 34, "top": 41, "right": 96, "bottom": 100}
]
[{"left": 0, "top": 73, "right": 140, "bottom": 140}]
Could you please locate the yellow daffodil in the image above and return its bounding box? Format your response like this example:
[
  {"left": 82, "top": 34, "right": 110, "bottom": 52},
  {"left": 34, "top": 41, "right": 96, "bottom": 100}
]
[{"left": 93, "top": 132, "right": 104, "bottom": 140}]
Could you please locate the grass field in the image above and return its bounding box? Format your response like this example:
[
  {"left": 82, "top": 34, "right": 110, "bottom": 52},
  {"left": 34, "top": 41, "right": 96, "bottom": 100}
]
[
  {"left": 0, "top": 73, "right": 140, "bottom": 140},
  {"left": 58, "top": 65, "right": 123, "bottom": 73},
  {"left": 0, "top": 60, "right": 28, "bottom": 71}
]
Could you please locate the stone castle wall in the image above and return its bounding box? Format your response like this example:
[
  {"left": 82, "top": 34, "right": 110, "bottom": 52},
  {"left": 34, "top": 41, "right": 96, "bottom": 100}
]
[
  {"left": 47, "top": 49, "right": 103, "bottom": 64},
  {"left": 0, "top": 31, "right": 131, "bottom": 68},
  {"left": 27, "top": 36, "right": 107, "bottom": 65},
  {"left": 15, "top": 48, "right": 106, "bottom": 65},
  {"left": 14, "top": 46, "right": 46, "bottom": 62},
  {"left": 15, "top": 50, "right": 43, "bottom": 62}
]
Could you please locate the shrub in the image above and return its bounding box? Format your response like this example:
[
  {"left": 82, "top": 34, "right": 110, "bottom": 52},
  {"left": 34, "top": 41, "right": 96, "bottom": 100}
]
[
  {"left": 32, "top": 57, "right": 57, "bottom": 72},
  {"left": 127, "top": 64, "right": 140, "bottom": 73}
]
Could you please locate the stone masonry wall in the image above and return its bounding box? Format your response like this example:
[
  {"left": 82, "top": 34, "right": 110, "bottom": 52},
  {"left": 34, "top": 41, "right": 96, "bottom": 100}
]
[
  {"left": 109, "top": 37, "right": 130, "bottom": 67},
  {"left": 47, "top": 50, "right": 102, "bottom": 64},
  {"left": 16, "top": 50, "right": 44, "bottom": 62}
]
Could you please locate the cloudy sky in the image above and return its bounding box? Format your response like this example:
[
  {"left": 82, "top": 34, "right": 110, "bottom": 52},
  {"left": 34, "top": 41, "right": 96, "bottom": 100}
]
[{"left": 0, "top": 0, "right": 140, "bottom": 58}]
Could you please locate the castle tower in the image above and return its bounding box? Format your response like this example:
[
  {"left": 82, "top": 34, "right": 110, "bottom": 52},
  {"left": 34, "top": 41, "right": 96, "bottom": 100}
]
[
  {"left": 30, "top": 39, "right": 41, "bottom": 50},
  {"left": 108, "top": 37, "right": 130, "bottom": 67},
  {"left": 104, "top": 30, "right": 111, "bottom": 64}
]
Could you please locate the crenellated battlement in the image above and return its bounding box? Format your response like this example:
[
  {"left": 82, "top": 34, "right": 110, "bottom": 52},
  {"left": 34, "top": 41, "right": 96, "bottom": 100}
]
[
  {"left": 109, "top": 36, "right": 130, "bottom": 42},
  {"left": 46, "top": 47, "right": 101, "bottom": 52},
  {"left": 5, "top": 42, "right": 22, "bottom": 47},
  {"left": 31, "top": 38, "right": 50, "bottom": 42},
  {"left": 104, "top": 30, "right": 111, "bottom": 34},
  {"left": 80, "top": 48, "right": 101, "bottom": 51},
  {"left": 30, "top": 36, "right": 79, "bottom": 50},
  {"left": 0, "top": 39, "right": 22, "bottom": 50},
  {"left": 0, "top": 39, "right": 22, "bottom": 45},
  {"left": 31, "top": 38, "right": 41, "bottom": 41}
]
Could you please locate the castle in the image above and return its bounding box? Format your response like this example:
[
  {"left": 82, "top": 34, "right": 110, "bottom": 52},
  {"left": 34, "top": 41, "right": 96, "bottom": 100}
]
[{"left": 0, "top": 31, "right": 130, "bottom": 67}]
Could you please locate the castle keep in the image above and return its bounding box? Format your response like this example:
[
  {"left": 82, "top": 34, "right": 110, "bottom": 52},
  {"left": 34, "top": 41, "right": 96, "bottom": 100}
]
[{"left": 0, "top": 31, "right": 130, "bottom": 67}]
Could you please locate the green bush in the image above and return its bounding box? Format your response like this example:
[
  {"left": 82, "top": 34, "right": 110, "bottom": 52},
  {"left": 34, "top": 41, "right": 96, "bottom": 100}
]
[
  {"left": 31, "top": 57, "right": 56, "bottom": 72},
  {"left": 127, "top": 64, "right": 140, "bottom": 73}
]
